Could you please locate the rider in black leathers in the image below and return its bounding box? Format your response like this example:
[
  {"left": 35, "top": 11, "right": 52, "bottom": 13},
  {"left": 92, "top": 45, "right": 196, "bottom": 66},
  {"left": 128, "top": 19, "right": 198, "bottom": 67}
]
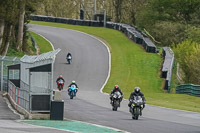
[
  {"left": 128, "top": 87, "right": 145, "bottom": 109},
  {"left": 66, "top": 52, "right": 72, "bottom": 59},
  {"left": 56, "top": 75, "right": 65, "bottom": 90},
  {"left": 56, "top": 75, "right": 65, "bottom": 83},
  {"left": 110, "top": 85, "right": 123, "bottom": 104}
]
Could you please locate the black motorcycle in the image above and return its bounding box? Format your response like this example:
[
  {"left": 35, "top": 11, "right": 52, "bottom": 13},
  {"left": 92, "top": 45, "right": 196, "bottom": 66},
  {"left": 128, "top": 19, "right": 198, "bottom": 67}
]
[
  {"left": 129, "top": 96, "right": 144, "bottom": 120},
  {"left": 67, "top": 55, "right": 72, "bottom": 64},
  {"left": 111, "top": 91, "right": 122, "bottom": 111}
]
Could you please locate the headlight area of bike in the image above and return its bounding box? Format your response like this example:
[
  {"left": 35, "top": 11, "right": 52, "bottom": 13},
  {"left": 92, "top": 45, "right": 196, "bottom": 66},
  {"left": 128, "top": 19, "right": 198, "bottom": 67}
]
[{"left": 113, "top": 95, "right": 117, "bottom": 98}]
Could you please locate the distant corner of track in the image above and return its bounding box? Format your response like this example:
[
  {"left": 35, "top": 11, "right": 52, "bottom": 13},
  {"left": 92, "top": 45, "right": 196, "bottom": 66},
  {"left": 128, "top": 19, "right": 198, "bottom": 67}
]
[
  {"left": 63, "top": 29, "right": 111, "bottom": 95},
  {"left": 30, "top": 25, "right": 111, "bottom": 94}
]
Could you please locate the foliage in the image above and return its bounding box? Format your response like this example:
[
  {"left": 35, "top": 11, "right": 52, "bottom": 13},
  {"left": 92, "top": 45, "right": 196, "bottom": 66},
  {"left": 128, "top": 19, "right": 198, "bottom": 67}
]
[
  {"left": 151, "top": 21, "right": 187, "bottom": 46},
  {"left": 173, "top": 40, "right": 200, "bottom": 84},
  {"left": 35, "top": 0, "right": 81, "bottom": 19},
  {"left": 149, "top": 0, "right": 200, "bottom": 22},
  {"left": 185, "top": 26, "right": 200, "bottom": 44},
  {"left": 0, "top": 0, "right": 42, "bottom": 56}
]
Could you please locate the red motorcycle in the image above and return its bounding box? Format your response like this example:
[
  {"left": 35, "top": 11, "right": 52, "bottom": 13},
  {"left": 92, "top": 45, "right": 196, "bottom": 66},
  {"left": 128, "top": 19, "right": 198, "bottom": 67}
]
[{"left": 57, "top": 79, "right": 64, "bottom": 91}]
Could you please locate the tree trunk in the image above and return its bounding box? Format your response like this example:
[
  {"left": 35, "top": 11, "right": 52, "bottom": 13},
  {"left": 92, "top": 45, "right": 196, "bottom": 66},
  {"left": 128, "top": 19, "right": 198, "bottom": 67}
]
[
  {"left": 16, "top": 0, "right": 25, "bottom": 51},
  {"left": 113, "top": 0, "right": 123, "bottom": 22},
  {"left": 1, "top": 25, "right": 12, "bottom": 56},
  {"left": 0, "top": 19, "right": 5, "bottom": 49}
]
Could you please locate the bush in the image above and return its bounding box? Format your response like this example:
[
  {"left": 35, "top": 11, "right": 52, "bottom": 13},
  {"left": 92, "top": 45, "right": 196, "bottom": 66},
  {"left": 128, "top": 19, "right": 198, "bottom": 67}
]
[{"left": 173, "top": 40, "right": 200, "bottom": 84}]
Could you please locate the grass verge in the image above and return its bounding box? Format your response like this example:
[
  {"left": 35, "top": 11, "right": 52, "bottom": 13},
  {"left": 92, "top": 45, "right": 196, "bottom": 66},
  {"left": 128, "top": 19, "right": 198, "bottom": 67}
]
[
  {"left": 30, "top": 21, "right": 200, "bottom": 112},
  {"left": 29, "top": 31, "right": 53, "bottom": 53}
]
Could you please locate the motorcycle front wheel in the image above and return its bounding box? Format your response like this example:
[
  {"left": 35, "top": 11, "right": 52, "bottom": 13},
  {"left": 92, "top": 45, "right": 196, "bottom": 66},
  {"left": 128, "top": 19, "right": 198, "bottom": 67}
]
[
  {"left": 58, "top": 86, "right": 62, "bottom": 91},
  {"left": 70, "top": 91, "right": 75, "bottom": 99},
  {"left": 134, "top": 107, "right": 140, "bottom": 120},
  {"left": 112, "top": 106, "right": 117, "bottom": 111}
]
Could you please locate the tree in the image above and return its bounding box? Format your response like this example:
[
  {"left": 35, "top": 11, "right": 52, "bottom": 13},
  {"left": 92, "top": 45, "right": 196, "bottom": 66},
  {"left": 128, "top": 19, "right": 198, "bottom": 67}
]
[
  {"left": 112, "top": 0, "right": 124, "bottom": 22},
  {"left": 173, "top": 40, "right": 200, "bottom": 84},
  {"left": 1, "top": 25, "right": 13, "bottom": 56},
  {"left": 186, "top": 26, "right": 200, "bottom": 44},
  {"left": 0, "top": 18, "right": 4, "bottom": 49},
  {"left": 150, "top": 0, "right": 200, "bottom": 23},
  {"left": 0, "top": 0, "right": 42, "bottom": 56},
  {"left": 0, "top": 0, "right": 9, "bottom": 49},
  {"left": 0, "top": 0, "right": 18, "bottom": 56},
  {"left": 16, "top": 0, "right": 25, "bottom": 51},
  {"left": 151, "top": 21, "right": 187, "bottom": 46}
]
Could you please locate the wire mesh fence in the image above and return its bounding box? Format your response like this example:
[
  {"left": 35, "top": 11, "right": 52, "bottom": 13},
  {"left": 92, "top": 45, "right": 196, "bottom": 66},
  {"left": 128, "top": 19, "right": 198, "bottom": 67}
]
[{"left": 0, "top": 56, "right": 21, "bottom": 91}]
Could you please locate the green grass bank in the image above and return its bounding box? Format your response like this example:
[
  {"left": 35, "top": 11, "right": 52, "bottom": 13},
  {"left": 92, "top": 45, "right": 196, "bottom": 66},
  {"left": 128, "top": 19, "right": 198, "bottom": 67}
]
[
  {"left": 30, "top": 21, "right": 200, "bottom": 113},
  {"left": 29, "top": 31, "right": 53, "bottom": 53}
]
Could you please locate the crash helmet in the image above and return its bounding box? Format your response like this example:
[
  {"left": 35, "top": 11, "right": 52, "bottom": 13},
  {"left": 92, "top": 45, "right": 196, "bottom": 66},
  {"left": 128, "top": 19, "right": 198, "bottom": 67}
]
[
  {"left": 72, "top": 80, "right": 75, "bottom": 83},
  {"left": 114, "top": 85, "right": 119, "bottom": 89},
  {"left": 59, "top": 75, "right": 63, "bottom": 78},
  {"left": 134, "top": 87, "right": 140, "bottom": 94}
]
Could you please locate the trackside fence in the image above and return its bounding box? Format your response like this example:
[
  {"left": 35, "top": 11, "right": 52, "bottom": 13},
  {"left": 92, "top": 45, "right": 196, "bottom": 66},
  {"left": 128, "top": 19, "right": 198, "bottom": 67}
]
[
  {"left": 0, "top": 56, "right": 20, "bottom": 91},
  {"left": 176, "top": 84, "right": 200, "bottom": 97},
  {"left": 8, "top": 81, "right": 30, "bottom": 111},
  {"left": 161, "top": 47, "right": 174, "bottom": 92}
]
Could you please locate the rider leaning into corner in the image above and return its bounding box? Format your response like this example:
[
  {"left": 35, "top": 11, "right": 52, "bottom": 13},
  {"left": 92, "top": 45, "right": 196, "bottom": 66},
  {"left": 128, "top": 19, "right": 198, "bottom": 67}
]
[
  {"left": 68, "top": 80, "right": 79, "bottom": 92},
  {"left": 128, "top": 87, "right": 146, "bottom": 113},
  {"left": 110, "top": 85, "right": 123, "bottom": 104}
]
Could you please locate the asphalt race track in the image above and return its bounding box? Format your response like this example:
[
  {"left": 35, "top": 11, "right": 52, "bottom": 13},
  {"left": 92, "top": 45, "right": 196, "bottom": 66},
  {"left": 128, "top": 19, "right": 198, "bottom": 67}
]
[
  {"left": 0, "top": 93, "right": 71, "bottom": 133},
  {"left": 29, "top": 24, "right": 200, "bottom": 133}
]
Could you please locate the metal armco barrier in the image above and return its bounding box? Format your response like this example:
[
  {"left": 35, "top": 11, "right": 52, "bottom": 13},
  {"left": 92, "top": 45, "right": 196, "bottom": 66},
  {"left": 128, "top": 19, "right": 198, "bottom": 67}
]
[
  {"left": 30, "top": 15, "right": 157, "bottom": 53},
  {"left": 161, "top": 47, "right": 174, "bottom": 93},
  {"left": 176, "top": 84, "right": 200, "bottom": 97}
]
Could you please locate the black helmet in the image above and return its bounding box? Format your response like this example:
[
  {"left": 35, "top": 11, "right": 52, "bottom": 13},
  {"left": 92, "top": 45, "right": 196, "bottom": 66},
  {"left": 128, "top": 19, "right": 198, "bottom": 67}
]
[{"left": 134, "top": 87, "right": 140, "bottom": 93}]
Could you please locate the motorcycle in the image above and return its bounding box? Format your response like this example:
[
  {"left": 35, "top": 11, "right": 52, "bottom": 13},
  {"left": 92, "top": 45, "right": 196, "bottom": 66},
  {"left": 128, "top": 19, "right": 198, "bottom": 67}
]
[
  {"left": 57, "top": 79, "right": 64, "bottom": 91},
  {"left": 67, "top": 55, "right": 72, "bottom": 64},
  {"left": 129, "top": 96, "right": 144, "bottom": 120},
  {"left": 111, "top": 91, "right": 122, "bottom": 111},
  {"left": 68, "top": 84, "right": 77, "bottom": 99}
]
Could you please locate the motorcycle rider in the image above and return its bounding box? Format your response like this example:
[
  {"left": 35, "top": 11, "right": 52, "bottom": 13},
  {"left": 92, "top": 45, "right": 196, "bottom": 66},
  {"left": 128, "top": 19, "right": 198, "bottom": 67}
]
[
  {"left": 128, "top": 87, "right": 145, "bottom": 115},
  {"left": 110, "top": 85, "right": 123, "bottom": 105},
  {"left": 56, "top": 75, "right": 65, "bottom": 89},
  {"left": 66, "top": 52, "right": 72, "bottom": 60},
  {"left": 68, "top": 80, "right": 78, "bottom": 93}
]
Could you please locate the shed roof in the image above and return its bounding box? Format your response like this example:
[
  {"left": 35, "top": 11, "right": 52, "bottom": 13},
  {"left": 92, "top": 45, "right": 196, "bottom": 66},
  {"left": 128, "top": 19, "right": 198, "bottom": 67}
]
[{"left": 20, "top": 49, "right": 60, "bottom": 63}]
